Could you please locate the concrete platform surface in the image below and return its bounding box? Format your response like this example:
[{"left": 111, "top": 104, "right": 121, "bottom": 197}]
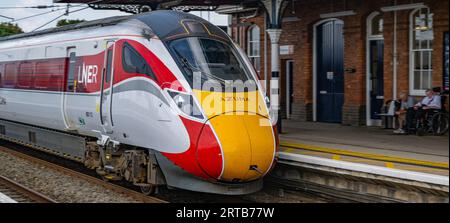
[{"left": 279, "top": 120, "right": 449, "bottom": 176}]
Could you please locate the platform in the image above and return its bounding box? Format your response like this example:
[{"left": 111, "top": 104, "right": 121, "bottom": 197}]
[
  {"left": 273, "top": 120, "right": 449, "bottom": 202},
  {"left": 278, "top": 120, "right": 449, "bottom": 178}
]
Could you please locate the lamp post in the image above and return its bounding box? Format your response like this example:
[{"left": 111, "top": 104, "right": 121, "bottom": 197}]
[
  {"left": 261, "top": 0, "right": 287, "bottom": 134},
  {"left": 266, "top": 28, "right": 283, "bottom": 133}
]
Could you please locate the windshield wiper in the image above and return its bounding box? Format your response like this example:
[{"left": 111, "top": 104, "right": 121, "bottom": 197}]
[{"left": 172, "top": 48, "right": 227, "bottom": 85}]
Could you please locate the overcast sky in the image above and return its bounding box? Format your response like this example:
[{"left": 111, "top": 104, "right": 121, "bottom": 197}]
[{"left": 0, "top": 0, "right": 229, "bottom": 32}]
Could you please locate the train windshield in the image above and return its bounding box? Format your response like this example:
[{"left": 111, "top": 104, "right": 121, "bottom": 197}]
[{"left": 169, "top": 37, "right": 256, "bottom": 91}]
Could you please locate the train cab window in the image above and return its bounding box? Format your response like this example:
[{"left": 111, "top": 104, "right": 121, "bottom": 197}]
[
  {"left": 122, "top": 42, "right": 156, "bottom": 80},
  {"left": 169, "top": 37, "right": 255, "bottom": 91}
]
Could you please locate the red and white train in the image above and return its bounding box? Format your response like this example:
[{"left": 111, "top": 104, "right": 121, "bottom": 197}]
[{"left": 0, "top": 11, "right": 278, "bottom": 195}]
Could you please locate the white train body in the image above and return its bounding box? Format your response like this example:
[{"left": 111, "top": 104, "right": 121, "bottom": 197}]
[{"left": 0, "top": 11, "right": 278, "bottom": 195}]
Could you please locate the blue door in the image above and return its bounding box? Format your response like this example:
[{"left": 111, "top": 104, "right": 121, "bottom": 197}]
[
  {"left": 317, "top": 20, "right": 344, "bottom": 123},
  {"left": 369, "top": 40, "right": 384, "bottom": 119}
]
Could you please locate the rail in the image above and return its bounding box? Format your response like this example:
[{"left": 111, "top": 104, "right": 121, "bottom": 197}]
[
  {"left": 0, "top": 146, "right": 166, "bottom": 203},
  {"left": 0, "top": 175, "right": 57, "bottom": 203}
]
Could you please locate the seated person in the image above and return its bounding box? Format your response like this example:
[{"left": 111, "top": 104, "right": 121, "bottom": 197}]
[
  {"left": 405, "top": 89, "right": 441, "bottom": 132},
  {"left": 393, "top": 92, "right": 409, "bottom": 134}
]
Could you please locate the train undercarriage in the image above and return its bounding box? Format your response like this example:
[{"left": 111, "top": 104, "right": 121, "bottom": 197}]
[{"left": 0, "top": 119, "right": 166, "bottom": 195}]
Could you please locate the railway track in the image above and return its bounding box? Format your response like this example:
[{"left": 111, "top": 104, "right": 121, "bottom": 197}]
[
  {"left": 265, "top": 176, "right": 400, "bottom": 203},
  {"left": 1, "top": 140, "right": 343, "bottom": 203},
  {"left": 0, "top": 146, "right": 166, "bottom": 203},
  {"left": 0, "top": 140, "right": 257, "bottom": 203},
  {"left": 0, "top": 175, "right": 56, "bottom": 203}
]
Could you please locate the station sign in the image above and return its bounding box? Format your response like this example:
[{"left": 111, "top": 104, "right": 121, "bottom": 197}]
[{"left": 280, "top": 45, "right": 294, "bottom": 55}]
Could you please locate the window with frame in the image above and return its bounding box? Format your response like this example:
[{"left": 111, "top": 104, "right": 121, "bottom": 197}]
[
  {"left": 247, "top": 25, "right": 261, "bottom": 73},
  {"left": 410, "top": 7, "right": 434, "bottom": 95},
  {"left": 370, "top": 14, "right": 384, "bottom": 36}
]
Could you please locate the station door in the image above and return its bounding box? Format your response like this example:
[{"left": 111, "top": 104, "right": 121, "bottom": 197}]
[{"left": 316, "top": 20, "right": 345, "bottom": 123}]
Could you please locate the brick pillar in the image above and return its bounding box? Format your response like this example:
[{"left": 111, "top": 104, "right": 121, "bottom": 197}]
[
  {"left": 341, "top": 13, "right": 366, "bottom": 126},
  {"left": 342, "top": 105, "right": 366, "bottom": 126},
  {"left": 291, "top": 101, "right": 313, "bottom": 121}
]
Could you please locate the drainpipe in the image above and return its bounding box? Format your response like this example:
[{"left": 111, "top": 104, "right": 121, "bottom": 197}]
[
  {"left": 393, "top": 1, "right": 398, "bottom": 100},
  {"left": 264, "top": 12, "right": 268, "bottom": 94},
  {"left": 227, "top": 14, "right": 232, "bottom": 36}
]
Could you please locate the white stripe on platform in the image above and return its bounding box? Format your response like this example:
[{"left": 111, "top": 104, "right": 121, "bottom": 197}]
[
  {"left": 278, "top": 152, "right": 449, "bottom": 186},
  {"left": 0, "top": 192, "right": 17, "bottom": 203}
]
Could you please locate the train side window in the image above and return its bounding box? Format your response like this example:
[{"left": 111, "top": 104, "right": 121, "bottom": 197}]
[
  {"left": 4, "top": 64, "right": 17, "bottom": 88},
  {"left": 67, "top": 52, "right": 77, "bottom": 91},
  {"left": 105, "top": 48, "right": 113, "bottom": 83},
  {"left": 0, "top": 64, "right": 3, "bottom": 87},
  {"left": 35, "top": 60, "right": 65, "bottom": 91},
  {"left": 122, "top": 42, "right": 156, "bottom": 80},
  {"left": 35, "top": 62, "right": 50, "bottom": 90},
  {"left": 18, "top": 62, "right": 33, "bottom": 89}
]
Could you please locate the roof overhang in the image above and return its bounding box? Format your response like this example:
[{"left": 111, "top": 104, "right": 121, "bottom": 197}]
[
  {"left": 53, "top": 0, "right": 260, "bottom": 13},
  {"left": 53, "top": 0, "right": 259, "bottom": 6}
]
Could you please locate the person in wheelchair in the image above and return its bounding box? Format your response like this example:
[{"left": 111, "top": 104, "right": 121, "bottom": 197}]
[{"left": 405, "top": 89, "right": 441, "bottom": 134}]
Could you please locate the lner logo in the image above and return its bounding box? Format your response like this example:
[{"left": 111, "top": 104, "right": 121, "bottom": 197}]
[{"left": 78, "top": 63, "right": 98, "bottom": 84}]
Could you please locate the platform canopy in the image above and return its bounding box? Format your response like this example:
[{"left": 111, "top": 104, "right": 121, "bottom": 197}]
[{"left": 53, "top": 0, "right": 261, "bottom": 13}]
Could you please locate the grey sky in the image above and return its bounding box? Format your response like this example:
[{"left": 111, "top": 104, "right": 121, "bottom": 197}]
[{"left": 0, "top": 0, "right": 229, "bottom": 32}]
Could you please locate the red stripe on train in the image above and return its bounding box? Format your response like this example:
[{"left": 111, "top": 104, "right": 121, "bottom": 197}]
[
  {"left": 162, "top": 117, "right": 223, "bottom": 180},
  {"left": 0, "top": 39, "right": 185, "bottom": 92}
]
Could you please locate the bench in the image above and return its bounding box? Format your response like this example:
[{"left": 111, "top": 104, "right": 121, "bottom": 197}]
[{"left": 377, "top": 100, "right": 397, "bottom": 129}]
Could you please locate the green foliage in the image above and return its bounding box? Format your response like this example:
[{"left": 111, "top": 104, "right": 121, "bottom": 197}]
[
  {"left": 0, "top": 22, "right": 23, "bottom": 37},
  {"left": 56, "top": 19, "right": 86, "bottom": 27}
]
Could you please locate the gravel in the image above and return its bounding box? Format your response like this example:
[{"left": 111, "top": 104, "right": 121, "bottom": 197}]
[
  {"left": 0, "top": 151, "right": 138, "bottom": 203},
  {"left": 0, "top": 149, "right": 326, "bottom": 203}
]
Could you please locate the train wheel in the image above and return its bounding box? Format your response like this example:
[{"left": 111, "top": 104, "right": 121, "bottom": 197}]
[{"left": 140, "top": 185, "right": 156, "bottom": 195}]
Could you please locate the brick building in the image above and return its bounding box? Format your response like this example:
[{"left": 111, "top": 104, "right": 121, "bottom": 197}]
[{"left": 220, "top": 0, "right": 449, "bottom": 126}]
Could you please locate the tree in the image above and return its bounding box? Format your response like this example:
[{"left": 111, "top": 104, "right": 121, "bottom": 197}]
[
  {"left": 56, "top": 19, "right": 86, "bottom": 27},
  {"left": 0, "top": 22, "right": 23, "bottom": 37}
]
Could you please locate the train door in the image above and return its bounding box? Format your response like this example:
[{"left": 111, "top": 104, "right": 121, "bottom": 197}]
[
  {"left": 369, "top": 40, "right": 384, "bottom": 120},
  {"left": 62, "top": 47, "right": 77, "bottom": 130},
  {"left": 100, "top": 41, "right": 116, "bottom": 134}
]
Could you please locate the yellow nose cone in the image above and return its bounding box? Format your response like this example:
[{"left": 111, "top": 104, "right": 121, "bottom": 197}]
[
  {"left": 193, "top": 90, "right": 276, "bottom": 182},
  {"left": 209, "top": 113, "right": 275, "bottom": 182}
]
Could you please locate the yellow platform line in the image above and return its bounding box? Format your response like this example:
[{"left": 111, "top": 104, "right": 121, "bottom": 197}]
[{"left": 280, "top": 141, "right": 449, "bottom": 169}]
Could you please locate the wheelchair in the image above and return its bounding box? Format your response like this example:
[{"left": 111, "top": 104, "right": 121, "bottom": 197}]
[{"left": 414, "top": 92, "right": 449, "bottom": 136}]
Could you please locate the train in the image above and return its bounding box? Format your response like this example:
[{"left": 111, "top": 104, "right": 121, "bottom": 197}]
[{"left": 0, "top": 11, "right": 278, "bottom": 195}]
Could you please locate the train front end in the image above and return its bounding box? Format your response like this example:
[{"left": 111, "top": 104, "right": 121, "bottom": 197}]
[{"left": 138, "top": 11, "right": 278, "bottom": 194}]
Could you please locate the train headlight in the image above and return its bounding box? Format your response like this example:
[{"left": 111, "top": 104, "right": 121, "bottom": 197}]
[{"left": 167, "top": 90, "right": 204, "bottom": 120}]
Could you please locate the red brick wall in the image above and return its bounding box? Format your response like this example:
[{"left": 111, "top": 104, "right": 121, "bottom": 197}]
[{"left": 231, "top": 0, "right": 449, "bottom": 125}]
